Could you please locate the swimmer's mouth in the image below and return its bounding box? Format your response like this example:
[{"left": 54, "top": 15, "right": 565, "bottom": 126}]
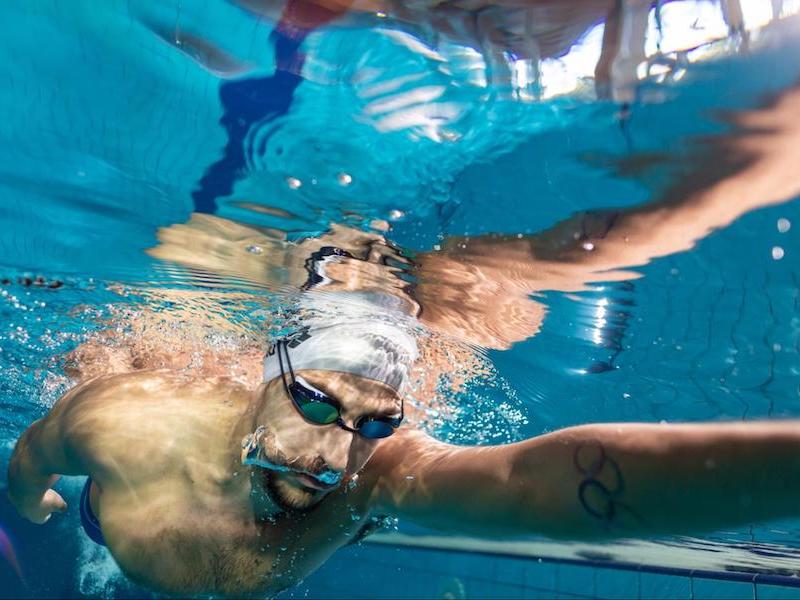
[
  {"left": 291, "top": 472, "right": 339, "bottom": 492},
  {"left": 241, "top": 442, "right": 342, "bottom": 490}
]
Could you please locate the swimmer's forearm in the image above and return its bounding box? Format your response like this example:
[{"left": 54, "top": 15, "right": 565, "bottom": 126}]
[
  {"left": 381, "top": 423, "right": 800, "bottom": 540},
  {"left": 507, "top": 421, "right": 800, "bottom": 539}
]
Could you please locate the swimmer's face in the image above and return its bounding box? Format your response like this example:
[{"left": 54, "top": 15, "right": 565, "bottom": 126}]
[{"left": 251, "top": 371, "right": 402, "bottom": 512}]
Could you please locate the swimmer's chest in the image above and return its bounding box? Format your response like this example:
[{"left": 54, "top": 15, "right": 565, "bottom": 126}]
[{"left": 101, "top": 483, "right": 369, "bottom": 596}]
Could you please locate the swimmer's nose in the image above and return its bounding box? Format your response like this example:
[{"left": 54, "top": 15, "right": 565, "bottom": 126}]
[{"left": 318, "top": 436, "right": 350, "bottom": 475}]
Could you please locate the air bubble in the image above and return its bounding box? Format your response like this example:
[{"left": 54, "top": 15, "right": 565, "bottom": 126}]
[
  {"left": 582, "top": 242, "right": 595, "bottom": 251},
  {"left": 337, "top": 173, "right": 353, "bottom": 186},
  {"left": 778, "top": 218, "right": 791, "bottom": 233},
  {"left": 246, "top": 245, "right": 263, "bottom": 255},
  {"left": 441, "top": 130, "right": 460, "bottom": 142},
  {"left": 772, "top": 246, "right": 785, "bottom": 260},
  {"left": 286, "top": 177, "right": 302, "bottom": 189}
]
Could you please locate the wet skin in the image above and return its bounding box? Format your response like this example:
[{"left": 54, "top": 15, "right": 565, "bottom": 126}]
[
  {"left": 10, "top": 368, "right": 800, "bottom": 596},
  {"left": 7, "top": 370, "right": 398, "bottom": 596}
]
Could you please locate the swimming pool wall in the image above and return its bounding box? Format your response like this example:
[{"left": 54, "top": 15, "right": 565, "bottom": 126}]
[
  {"left": 2, "top": 488, "right": 800, "bottom": 599},
  {"left": 288, "top": 541, "right": 800, "bottom": 600}
]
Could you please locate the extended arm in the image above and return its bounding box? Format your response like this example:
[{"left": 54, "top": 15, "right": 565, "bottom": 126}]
[{"left": 374, "top": 422, "right": 800, "bottom": 539}]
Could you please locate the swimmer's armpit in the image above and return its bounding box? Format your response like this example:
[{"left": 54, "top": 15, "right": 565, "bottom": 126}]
[{"left": 372, "top": 421, "right": 800, "bottom": 540}]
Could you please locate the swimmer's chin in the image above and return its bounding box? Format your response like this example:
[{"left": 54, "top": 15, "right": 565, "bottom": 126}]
[{"left": 271, "top": 474, "right": 330, "bottom": 511}]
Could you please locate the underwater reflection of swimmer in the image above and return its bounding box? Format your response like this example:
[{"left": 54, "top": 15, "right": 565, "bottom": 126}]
[
  {"left": 7, "top": 52, "right": 800, "bottom": 600},
  {"left": 196, "top": 0, "right": 699, "bottom": 214}
]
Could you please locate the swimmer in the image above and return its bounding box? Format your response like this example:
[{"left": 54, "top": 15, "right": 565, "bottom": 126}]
[
  {"left": 7, "top": 80, "right": 800, "bottom": 596},
  {"left": 8, "top": 329, "right": 800, "bottom": 596}
]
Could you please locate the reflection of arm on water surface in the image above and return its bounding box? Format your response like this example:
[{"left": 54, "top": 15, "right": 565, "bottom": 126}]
[{"left": 148, "top": 82, "right": 800, "bottom": 353}]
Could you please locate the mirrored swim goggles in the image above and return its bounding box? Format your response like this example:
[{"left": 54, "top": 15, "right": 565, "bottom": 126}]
[{"left": 275, "top": 340, "right": 404, "bottom": 439}]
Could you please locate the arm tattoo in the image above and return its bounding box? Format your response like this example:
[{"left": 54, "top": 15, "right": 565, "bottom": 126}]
[{"left": 573, "top": 441, "right": 642, "bottom": 527}]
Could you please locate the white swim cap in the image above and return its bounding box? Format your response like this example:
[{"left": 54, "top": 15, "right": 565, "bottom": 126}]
[{"left": 263, "top": 291, "right": 419, "bottom": 392}]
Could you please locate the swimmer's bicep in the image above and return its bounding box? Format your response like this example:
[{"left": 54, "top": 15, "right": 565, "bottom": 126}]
[
  {"left": 12, "top": 407, "right": 84, "bottom": 479},
  {"left": 375, "top": 422, "right": 800, "bottom": 540},
  {"left": 7, "top": 411, "right": 85, "bottom": 508},
  {"left": 371, "top": 428, "right": 639, "bottom": 539},
  {"left": 11, "top": 382, "right": 103, "bottom": 479},
  {"left": 370, "top": 432, "right": 566, "bottom": 537}
]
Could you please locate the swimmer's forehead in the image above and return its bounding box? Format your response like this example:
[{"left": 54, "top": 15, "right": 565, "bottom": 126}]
[{"left": 296, "top": 369, "right": 402, "bottom": 414}]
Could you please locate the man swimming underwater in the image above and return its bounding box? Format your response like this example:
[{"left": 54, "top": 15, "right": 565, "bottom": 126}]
[
  {"left": 8, "top": 73, "right": 800, "bottom": 596},
  {"left": 8, "top": 0, "right": 800, "bottom": 594}
]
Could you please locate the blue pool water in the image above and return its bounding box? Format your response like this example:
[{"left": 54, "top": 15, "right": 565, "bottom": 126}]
[{"left": 2, "top": 1, "right": 800, "bottom": 598}]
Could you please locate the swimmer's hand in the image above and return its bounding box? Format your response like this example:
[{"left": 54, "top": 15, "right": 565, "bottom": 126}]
[{"left": 8, "top": 488, "right": 67, "bottom": 525}]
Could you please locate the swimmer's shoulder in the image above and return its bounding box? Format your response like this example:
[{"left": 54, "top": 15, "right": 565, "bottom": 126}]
[
  {"left": 48, "top": 370, "right": 251, "bottom": 482},
  {"left": 54, "top": 371, "right": 251, "bottom": 449},
  {"left": 63, "top": 369, "right": 252, "bottom": 407}
]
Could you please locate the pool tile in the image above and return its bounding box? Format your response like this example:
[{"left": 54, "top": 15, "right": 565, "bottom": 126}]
[
  {"left": 483, "top": 581, "right": 526, "bottom": 599},
  {"left": 552, "top": 563, "right": 596, "bottom": 598},
  {"left": 755, "top": 583, "right": 800, "bottom": 599},
  {"left": 593, "top": 568, "right": 641, "bottom": 599},
  {"left": 691, "top": 578, "right": 755, "bottom": 599},
  {"left": 521, "top": 559, "right": 559, "bottom": 598},
  {"left": 493, "top": 556, "right": 528, "bottom": 586},
  {"left": 639, "top": 573, "right": 691, "bottom": 599}
]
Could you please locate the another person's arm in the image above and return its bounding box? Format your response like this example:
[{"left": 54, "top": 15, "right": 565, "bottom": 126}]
[{"left": 374, "top": 422, "right": 800, "bottom": 539}]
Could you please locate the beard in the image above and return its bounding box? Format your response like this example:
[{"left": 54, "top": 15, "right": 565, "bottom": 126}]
[
  {"left": 249, "top": 428, "right": 337, "bottom": 514},
  {"left": 263, "top": 470, "right": 326, "bottom": 513}
]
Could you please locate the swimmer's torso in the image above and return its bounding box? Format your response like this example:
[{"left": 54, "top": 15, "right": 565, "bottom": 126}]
[{"left": 61, "top": 372, "right": 375, "bottom": 596}]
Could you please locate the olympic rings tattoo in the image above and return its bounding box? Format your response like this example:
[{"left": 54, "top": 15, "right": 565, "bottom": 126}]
[{"left": 573, "top": 441, "right": 640, "bottom": 525}]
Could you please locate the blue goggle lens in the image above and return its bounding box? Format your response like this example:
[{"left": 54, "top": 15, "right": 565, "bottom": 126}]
[{"left": 357, "top": 419, "right": 395, "bottom": 439}]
